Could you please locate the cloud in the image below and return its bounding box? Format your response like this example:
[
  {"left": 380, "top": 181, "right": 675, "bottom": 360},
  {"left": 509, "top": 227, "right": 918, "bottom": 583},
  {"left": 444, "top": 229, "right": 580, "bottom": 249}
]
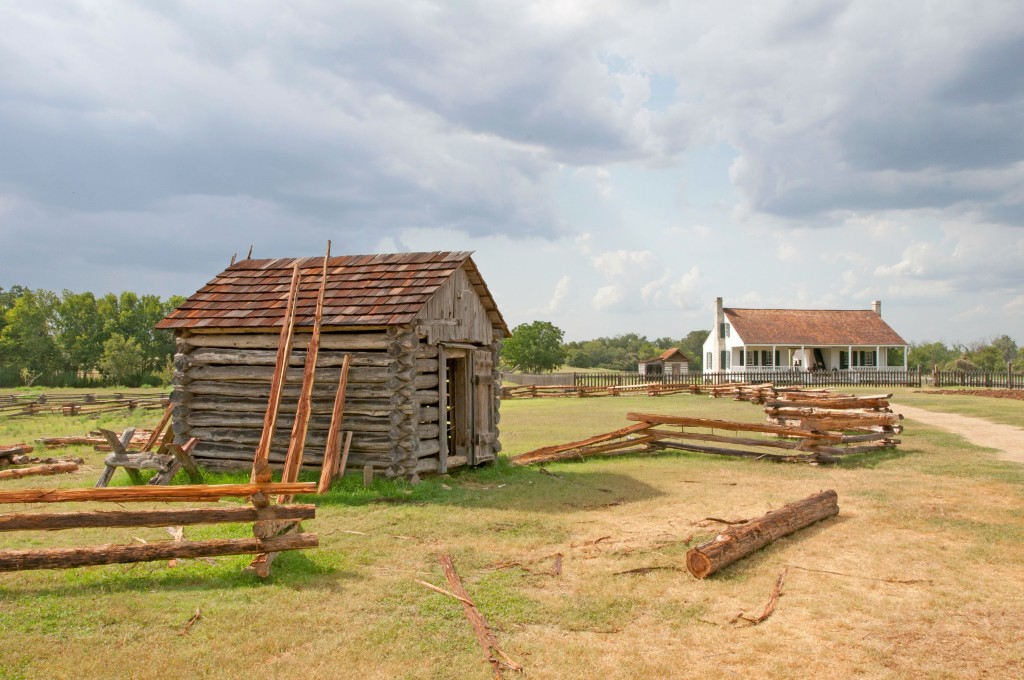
[{"left": 539, "top": 275, "right": 572, "bottom": 314}]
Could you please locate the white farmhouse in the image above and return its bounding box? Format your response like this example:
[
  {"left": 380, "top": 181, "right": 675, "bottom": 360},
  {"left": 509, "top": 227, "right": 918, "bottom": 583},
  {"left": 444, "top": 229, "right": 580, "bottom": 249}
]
[{"left": 702, "top": 298, "right": 908, "bottom": 373}]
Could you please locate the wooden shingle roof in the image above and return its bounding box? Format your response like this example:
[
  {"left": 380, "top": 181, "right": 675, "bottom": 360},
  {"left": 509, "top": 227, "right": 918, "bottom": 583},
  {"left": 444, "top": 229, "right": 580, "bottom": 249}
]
[
  {"left": 724, "top": 308, "right": 906, "bottom": 346},
  {"left": 157, "top": 251, "right": 508, "bottom": 333},
  {"left": 640, "top": 348, "right": 690, "bottom": 364}
]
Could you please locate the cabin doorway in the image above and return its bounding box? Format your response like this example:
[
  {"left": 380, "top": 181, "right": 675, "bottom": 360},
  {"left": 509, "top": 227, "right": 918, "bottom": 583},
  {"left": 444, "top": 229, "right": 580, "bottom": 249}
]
[{"left": 439, "top": 344, "right": 497, "bottom": 471}]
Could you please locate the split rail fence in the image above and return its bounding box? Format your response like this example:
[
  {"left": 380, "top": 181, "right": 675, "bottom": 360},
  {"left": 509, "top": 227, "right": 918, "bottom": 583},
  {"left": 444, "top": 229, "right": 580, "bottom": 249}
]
[{"left": 503, "top": 369, "right": 923, "bottom": 390}]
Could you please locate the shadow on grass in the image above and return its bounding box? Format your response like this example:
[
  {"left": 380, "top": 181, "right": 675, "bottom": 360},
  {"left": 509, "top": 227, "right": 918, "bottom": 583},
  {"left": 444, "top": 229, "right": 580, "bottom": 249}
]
[
  {"left": 834, "top": 446, "right": 912, "bottom": 469},
  {"left": 308, "top": 455, "right": 665, "bottom": 513}
]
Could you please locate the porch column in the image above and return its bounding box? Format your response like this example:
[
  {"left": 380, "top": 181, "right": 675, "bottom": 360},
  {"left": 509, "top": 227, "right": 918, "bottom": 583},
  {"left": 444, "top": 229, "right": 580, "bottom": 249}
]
[
  {"left": 903, "top": 345, "right": 908, "bottom": 371},
  {"left": 800, "top": 345, "right": 805, "bottom": 371},
  {"left": 876, "top": 345, "right": 881, "bottom": 369},
  {"left": 772, "top": 345, "right": 777, "bottom": 370},
  {"left": 848, "top": 345, "right": 852, "bottom": 370}
]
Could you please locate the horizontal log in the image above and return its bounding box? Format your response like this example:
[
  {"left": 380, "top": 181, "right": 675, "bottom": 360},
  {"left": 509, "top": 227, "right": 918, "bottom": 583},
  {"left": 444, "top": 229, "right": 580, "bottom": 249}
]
[
  {"left": 181, "top": 394, "right": 394, "bottom": 417},
  {"left": 417, "top": 423, "right": 440, "bottom": 441},
  {"left": 185, "top": 412, "right": 389, "bottom": 432},
  {"left": 654, "top": 440, "right": 813, "bottom": 462},
  {"left": 0, "top": 462, "right": 79, "bottom": 480},
  {"left": 686, "top": 490, "right": 839, "bottom": 578},
  {"left": 626, "top": 413, "right": 840, "bottom": 442},
  {"left": 0, "top": 504, "right": 316, "bottom": 532},
  {"left": 764, "top": 407, "right": 902, "bottom": 424},
  {"left": 103, "top": 453, "right": 175, "bottom": 472},
  {"left": 191, "top": 444, "right": 393, "bottom": 470},
  {"left": 187, "top": 429, "right": 392, "bottom": 452},
  {"left": 0, "top": 533, "right": 318, "bottom": 572},
  {"left": 180, "top": 348, "right": 390, "bottom": 368},
  {"left": 178, "top": 332, "right": 390, "bottom": 351},
  {"left": 416, "top": 438, "right": 441, "bottom": 458},
  {"left": 419, "top": 406, "right": 440, "bottom": 423},
  {"left": 0, "top": 444, "right": 34, "bottom": 457},
  {"left": 181, "top": 380, "right": 395, "bottom": 401},
  {"left": 184, "top": 365, "right": 389, "bottom": 384},
  {"left": 650, "top": 429, "right": 806, "bottom": 452},
  {"left": 0, "top": 482, "right": 317, "bottom": 505}
]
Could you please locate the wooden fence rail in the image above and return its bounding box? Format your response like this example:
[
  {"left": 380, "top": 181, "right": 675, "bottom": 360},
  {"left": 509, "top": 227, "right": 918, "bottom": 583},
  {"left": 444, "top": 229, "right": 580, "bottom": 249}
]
[{"left": 502, "top": 369, "right": 923, "bottom": 389}]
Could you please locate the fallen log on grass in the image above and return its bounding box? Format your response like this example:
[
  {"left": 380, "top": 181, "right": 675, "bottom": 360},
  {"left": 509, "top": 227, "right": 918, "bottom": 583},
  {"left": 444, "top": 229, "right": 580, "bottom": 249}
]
[
  {"left": 686, "top": 490, "right": 839, "bottom": 579},
  {"left": 0, "top": 462, "right": 79, "bottom": 481},
  {"left": 0, "top": 444, "right": 34, "bottom": 458}
]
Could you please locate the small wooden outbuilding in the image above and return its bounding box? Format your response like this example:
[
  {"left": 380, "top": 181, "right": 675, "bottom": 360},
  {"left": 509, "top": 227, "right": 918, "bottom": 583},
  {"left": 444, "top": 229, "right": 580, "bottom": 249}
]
[
  {"left": 157, "top": 251, "right": 508, "bottom": 479},
  {"left": 638, "top": 348, "right": 690, "bottom": 378}
]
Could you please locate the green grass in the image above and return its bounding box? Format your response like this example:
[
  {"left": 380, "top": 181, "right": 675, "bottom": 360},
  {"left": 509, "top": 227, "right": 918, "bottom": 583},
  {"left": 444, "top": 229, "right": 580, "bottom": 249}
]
[{"left": 1, "top": 390, "right": 1023, "bottom": 678}]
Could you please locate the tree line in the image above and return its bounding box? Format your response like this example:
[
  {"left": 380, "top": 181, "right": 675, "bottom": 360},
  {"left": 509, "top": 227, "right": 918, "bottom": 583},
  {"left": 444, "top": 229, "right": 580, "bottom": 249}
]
[
  {"left": 500, "top": 320, "right": 1024, "bottom": 374},
  {"left": 0, "top": 285, "right": 184, "bottom": 388}
]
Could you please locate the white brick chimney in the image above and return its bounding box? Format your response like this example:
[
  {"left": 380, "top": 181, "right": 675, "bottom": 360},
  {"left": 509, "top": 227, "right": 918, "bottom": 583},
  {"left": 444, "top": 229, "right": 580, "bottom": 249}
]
[{"left": 872, "top": 300, "right": 882, "bottom": 316}]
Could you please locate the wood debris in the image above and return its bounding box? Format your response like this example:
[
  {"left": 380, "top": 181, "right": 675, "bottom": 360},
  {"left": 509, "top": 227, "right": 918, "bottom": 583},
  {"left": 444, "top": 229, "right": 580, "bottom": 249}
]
[{"left": 732, "top": 569, "right": 787, "bottom": 626}]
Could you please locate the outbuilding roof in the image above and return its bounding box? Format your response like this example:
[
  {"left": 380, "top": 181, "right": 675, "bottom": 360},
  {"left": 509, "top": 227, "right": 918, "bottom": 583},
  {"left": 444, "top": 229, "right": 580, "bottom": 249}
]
[
  {"left": 724, "top": 308, "right": 906, "bottom": 346},
  {"left": 640, "top": 348, "right": 691, "bottom": 364},
  {"left": 157, "top": 251, "right": 508, "bottom": 333}
]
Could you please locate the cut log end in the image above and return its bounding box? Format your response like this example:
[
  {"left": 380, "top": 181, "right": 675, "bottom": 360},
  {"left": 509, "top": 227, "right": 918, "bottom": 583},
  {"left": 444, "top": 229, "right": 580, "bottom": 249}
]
[{"left": 686, "top": 550, "right": 714, "bottom": 580}]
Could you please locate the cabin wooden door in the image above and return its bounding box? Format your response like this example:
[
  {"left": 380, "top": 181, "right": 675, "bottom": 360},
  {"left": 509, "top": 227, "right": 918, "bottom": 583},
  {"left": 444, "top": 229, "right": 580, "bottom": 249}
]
[{"left": 471, "top": 348, "right": 497, "bottom": 465}]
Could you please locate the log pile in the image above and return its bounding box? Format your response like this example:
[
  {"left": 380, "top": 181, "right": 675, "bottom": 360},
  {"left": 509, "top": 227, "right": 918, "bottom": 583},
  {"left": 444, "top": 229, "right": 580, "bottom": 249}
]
[
  {"left": 500, "top": 383, "right": 705, "bottom": 399},
  {"left": 763, "top": 392, "right": 903, "bottom": 455}
]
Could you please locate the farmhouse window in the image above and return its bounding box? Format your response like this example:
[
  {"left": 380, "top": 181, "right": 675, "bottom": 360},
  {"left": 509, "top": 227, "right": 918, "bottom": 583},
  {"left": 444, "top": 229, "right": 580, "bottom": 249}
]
[
  {"left": 840, "top": 351, "right": 849, "bottom": 369},
  {"left": 739, "top": 349, "right": 745, "bottom": 366},
  {"left": 719, "top": 322, "right": 730, "bottom": 339}
]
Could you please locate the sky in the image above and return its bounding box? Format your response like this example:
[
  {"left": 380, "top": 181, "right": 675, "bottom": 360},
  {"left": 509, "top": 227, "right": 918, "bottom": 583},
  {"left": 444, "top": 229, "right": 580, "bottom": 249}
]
[{"left": 2, "top": 1, "right": 1023, "bottom": 345}]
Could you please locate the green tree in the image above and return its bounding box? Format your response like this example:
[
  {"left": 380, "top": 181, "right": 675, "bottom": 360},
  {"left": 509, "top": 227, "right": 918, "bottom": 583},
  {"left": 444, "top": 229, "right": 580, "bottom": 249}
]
[
  {"left": 908, "top": 341, "right": 957, "bottom": 370},
  {"left": 678, "top": 329, "right": 710, "bottom": 371},
  {"left": 0, "top": 289, "right": 60, "bottom": 373},
  {"left": 98, "top": 334, "right": 147, "bottom": 386},
  {"left": 990, "top": 334, "right": 1018, "bottom": 363},
  {"left": 55, "top": 290, "right": 108, "bottom": 372},
  {"left": 501, "top": 321, "right": 566, "bottom": 372}
]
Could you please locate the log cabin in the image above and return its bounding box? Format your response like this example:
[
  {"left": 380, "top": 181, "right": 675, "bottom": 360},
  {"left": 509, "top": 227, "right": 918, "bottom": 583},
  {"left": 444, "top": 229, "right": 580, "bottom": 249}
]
[
  {"left": 156, "top": 251, "right": 508, "bottom": 480},
  {"left": 702, "top": 297, "right": 908, "bottom": 373}
]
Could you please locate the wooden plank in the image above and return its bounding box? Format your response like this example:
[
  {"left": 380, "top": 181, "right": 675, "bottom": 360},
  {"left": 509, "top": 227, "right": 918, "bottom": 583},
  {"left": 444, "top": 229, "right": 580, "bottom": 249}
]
[
  {"left": 252, "top": 264, "right": 301, "bottom": 483},
  {"left": 0, "top": 533, "right": 318, "bottom": 573},
  {"left": 509, "top": 423, "right": 653, "bottom": 464},
  {"left": 0, "top": 482, "right": 317, "bottom": 504},
  {"left": 626, "top": 412, "right": 839, "bottom": 441},
  {"left": 0, "top": 504, "right": 316, "bottom": 532}
]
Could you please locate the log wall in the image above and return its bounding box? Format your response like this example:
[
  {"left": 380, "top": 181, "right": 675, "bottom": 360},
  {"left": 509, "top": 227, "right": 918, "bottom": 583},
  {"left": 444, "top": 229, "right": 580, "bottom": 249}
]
[{"left": 171, "top": 326, "right": 500, "bottom": 478}]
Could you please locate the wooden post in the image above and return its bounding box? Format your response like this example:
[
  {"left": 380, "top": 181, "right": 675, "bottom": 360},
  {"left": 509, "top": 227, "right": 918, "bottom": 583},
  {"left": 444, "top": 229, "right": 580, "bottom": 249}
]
[
  {"left": 280, "top": 242, "right": 332, "bottom": 500},
  {"left": 363, "top": 465, "right": 373, "bottom": 487},
  {"left": 686, "top": 490, "right": 839, "bottom": 579},
  {"left": 251, "top": 264, "right": 301, "bottom": 484},
  {"left": 95, "top": 428, "right": 139, "bottom": 487},
  {"left": 318, "top": 353, "right": 351, "bottom": 494}
]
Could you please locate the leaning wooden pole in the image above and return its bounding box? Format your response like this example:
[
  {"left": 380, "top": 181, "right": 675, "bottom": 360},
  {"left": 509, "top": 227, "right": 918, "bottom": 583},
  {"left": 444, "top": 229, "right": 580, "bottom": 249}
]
[
  {"left": 686, "top": 490, "right": 839, "bottom": 579},
  {"left": 251, "top": 263, "right": 301, "bottom": 484},
  {"left": 280, "top": 242, "right": 331, "bottom": 501},
  {"left": 0, "top": 533, "right": 318, "bottom": 573},
  {"left": 318, "top": 353, "right": 351, "bottom": 493}
]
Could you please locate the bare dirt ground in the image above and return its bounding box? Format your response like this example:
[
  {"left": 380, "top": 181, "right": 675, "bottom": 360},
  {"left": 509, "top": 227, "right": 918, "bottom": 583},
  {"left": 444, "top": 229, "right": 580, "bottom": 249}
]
[{"left": 895, "top": 403, "right": 1024, "bottom": 464}]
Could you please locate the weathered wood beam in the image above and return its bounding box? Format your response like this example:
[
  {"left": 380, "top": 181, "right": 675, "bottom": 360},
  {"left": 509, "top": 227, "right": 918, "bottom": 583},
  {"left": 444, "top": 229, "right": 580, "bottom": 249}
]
[
  {"left": 0, "top": 504, "right": 315, "bottom": 532},
  {"left": 0, "top": 482, "right": 316, "bottom": 504},
  {"left": 0, "top": 533, "right": 318, "bottom": 573},
  {"left": 0, "top": 462, "right": 79, "bottom": 481}
]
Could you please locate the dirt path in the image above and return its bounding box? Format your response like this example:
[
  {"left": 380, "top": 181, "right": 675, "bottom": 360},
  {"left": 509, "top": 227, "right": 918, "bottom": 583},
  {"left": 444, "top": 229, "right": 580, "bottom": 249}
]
[{"left": 895, "top": 403, "right": 1024, "bottom": 464}]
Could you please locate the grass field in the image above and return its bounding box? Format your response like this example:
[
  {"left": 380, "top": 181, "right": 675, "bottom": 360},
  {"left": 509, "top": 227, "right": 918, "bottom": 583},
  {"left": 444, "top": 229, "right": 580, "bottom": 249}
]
[{"left": 1, "top": 390, "right": 1022, "bottom": 679}]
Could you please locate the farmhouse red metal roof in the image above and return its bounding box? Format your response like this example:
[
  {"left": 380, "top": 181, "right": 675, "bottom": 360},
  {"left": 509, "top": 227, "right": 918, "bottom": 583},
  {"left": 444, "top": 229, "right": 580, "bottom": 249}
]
[
  {"left": 724, "top": 308, "right": 907, "bottom": 346},
  {"left": 156, "top": 251, "right": 508, "bottom": 333}
]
